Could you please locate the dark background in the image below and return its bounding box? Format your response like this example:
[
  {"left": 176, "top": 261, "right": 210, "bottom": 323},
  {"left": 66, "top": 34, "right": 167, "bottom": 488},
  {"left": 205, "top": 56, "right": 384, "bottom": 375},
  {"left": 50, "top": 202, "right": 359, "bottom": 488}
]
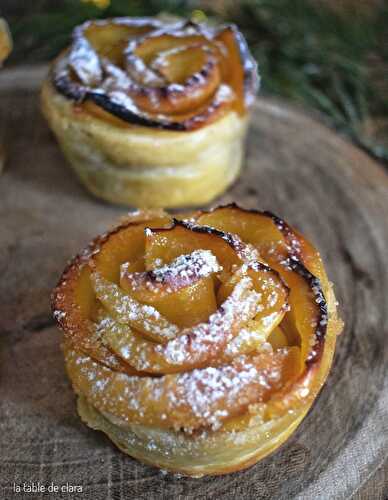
[{"left": 2, "top": 0, "right": 387, "bottom": 165}]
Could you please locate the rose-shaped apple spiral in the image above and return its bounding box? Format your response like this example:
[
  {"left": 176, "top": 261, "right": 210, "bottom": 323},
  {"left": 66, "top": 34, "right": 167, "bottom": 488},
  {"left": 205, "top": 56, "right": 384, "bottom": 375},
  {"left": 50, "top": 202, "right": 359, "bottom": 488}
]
[
  {"left": 52, "top": 206, "right": 342, "bottom": 474},
  {"left": 52, "top": 17, "right": 258, "bottom": 130}
]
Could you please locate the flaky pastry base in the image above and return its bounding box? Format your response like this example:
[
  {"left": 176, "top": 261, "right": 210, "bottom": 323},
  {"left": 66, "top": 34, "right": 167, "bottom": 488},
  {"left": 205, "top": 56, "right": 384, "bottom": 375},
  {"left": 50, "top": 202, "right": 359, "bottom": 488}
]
[{"left": 77, "top": 395, "right": 304, "bottom": 477}]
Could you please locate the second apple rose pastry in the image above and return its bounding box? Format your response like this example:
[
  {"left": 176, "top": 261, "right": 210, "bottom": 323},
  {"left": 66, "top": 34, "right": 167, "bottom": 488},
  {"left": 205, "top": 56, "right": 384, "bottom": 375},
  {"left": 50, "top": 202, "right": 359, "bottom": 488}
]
[
  {"left": 52, "top": 205, "right": 343, "bottom": 476},
  {"left": 41, "top": 17, "right": 258, "bottom": 208}
]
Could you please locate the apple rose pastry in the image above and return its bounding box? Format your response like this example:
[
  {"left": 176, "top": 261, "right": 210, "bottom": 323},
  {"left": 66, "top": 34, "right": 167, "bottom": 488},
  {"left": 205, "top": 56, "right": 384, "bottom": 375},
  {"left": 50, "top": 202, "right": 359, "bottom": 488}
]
[
  {"left": 41, "top": 18, "right": 258, "bottom": 208},
  {"left": 52, "top": 205, "right": 342, "bottom": 476}
]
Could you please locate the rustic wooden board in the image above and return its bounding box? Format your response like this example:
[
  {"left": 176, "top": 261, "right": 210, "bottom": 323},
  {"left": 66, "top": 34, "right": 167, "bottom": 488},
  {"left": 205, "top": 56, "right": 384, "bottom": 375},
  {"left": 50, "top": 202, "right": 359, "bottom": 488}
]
[{"left": 0, "top": 66, "right": 387, "bottom": 500}]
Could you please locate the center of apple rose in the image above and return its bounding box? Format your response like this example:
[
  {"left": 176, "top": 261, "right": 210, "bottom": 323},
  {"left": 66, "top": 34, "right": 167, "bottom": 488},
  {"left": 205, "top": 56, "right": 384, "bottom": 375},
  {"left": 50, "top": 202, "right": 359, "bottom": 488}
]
[{"left": 120, "top": 249, "right": 222, "bottom": 295}]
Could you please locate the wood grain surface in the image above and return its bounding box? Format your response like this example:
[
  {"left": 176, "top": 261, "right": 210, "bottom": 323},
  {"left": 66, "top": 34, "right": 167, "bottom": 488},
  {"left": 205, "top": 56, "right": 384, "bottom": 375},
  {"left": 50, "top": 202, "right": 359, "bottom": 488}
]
[{"left": 0, "top": 66, "right": 387, "bottom": 500}]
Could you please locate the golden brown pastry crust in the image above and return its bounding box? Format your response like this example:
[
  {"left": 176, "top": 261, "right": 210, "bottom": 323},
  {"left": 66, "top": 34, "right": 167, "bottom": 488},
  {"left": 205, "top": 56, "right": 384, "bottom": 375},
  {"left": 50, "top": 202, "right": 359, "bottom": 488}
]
[
  {"left": 52, "top": 205, "right": 343, "bottom": 476},
  {"left": 0, "top": 18, "right": 12, "bottom": 65},
  {"left": 41, "top": 18, "right": 258, "bottom": 208}
]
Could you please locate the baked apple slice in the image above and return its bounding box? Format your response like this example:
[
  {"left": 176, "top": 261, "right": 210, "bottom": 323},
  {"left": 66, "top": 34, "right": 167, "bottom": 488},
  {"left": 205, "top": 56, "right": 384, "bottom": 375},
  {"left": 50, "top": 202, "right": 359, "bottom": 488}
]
[
  {"left": 51, "top": 18, "right": 258, "bottom": 131},
  {"left": 120, "top": 249, "right": 221, "bottom": 328}
]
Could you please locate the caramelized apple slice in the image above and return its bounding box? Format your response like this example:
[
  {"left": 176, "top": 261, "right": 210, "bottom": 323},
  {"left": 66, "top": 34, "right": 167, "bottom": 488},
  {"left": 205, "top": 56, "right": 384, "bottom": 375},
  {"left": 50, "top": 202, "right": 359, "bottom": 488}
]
[
  {"left": 91, "top": 214, "right": 172, "bottom": 283},
  {"left": 53, "top": 18, "right": 258, "bottom": 132},
  {"left": 144, "top": 221, "right": 241, "bottom": 271},
  {"left": 123, "top": 276, "right": 217, "bottom": 329},
  {"left": 91, "top": 272, "right": 180, "bottom": 343},
  {"left": 274, "top": 264, "right": 327, "bottom": 363},
  {"left": 198, "top": 206, "right": 289, "bottom": 261},
  {"left": 65, "top": 346, "right": 291, "bottom": 431},
  {"left": 221, "top": 321, "right": 269, "bottom": 359},
  {"left": 217, "top": 264, "right": 289, "bottom": 333},
  {"left": 120, "top": 250, "right": 221, "bottom": 327},
  {"left": 198, "top": 205, "right": 327, "bottom": 289},
  {"left": 197, "top": 205, "right": 328, "bottom": 366},
  {"left": 121, "top": 249, "right": 221, "bottom": 294},
  {"left": 220, "top": 345, "right": 302, "bottom": 432},
  {"left": 267, "top": 327, "right": 289, "bottom": 350},
  {"left": 119, "top": 258, "right": 145, "bottom": 274},
  {"left": 217, "top": 263, "right": 288, "bottom": 306},
  {"left": 126, "top": 44, "right": 221, "bottom": 115},
  {"left": 84, "top": 21, "right": 156, "bottom": 64},
  {"left": 101, "top": 276, "right": 260, "bottom": 373},
  {"left": 215, "top": 27, "right": 246, "bottom": 113},
  {"left": 102, "top": 285, "right": 285, "bottom": 374},
  {"left": 120, "top": 249, "right": 221, "bottom": 327},
  {"left": 53, "top": 262, "right": 136, "bottom": 374},
  {"left": 133, "top": 33, "right": 202, "bottom": 62},
  {"left": 152, "top": 45, "right": 210, "bottom": 83},
  {"left": 101, "top": 316, "right": 268, "bottom": 373}
]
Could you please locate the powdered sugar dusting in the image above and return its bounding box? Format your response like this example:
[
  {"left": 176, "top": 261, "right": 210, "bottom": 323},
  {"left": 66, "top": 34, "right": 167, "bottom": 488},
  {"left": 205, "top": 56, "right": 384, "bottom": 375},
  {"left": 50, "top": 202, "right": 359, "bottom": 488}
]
[
  {"left": 98, "top": 275, "right": 261, "bottom": 373},
  {"left": 91, "top": 272, "right": 179, "bottom": 341},
  {"left": 224, "top": 326, "right": 267, "bottom": 357},
  {"left": 121, "top": 249, "right": 222, "bottom": 293},
  {"left": 69, "top": 36, "right": 102, "bottom": 86},
  {"left": 161, "top": 277, "right": 259, "bottom": 366},
  {"left": 56, "top": 207, "right": 323, "bottom": 439},
  {"left": 52, "top": 17, "right": 258, "bottom": 129},
  {"left": 176, "top": 361, "right": 260, "bottom": 430},
  {"left": 66, "top": 347, "right": 284, "bottom": 432}
]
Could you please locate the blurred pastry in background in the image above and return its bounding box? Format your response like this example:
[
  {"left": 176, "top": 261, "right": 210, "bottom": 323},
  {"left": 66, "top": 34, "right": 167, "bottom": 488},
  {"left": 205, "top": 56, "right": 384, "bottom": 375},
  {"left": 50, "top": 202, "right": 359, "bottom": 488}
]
[
  {"left": 0, "top": 18, "right": 12, "bottom": 175},
  {"left": 41, "top": 17, "right": 258, "bottom": 208},
  {"left": 0, "top": 18, "right": 12, "bottom": 64}
]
